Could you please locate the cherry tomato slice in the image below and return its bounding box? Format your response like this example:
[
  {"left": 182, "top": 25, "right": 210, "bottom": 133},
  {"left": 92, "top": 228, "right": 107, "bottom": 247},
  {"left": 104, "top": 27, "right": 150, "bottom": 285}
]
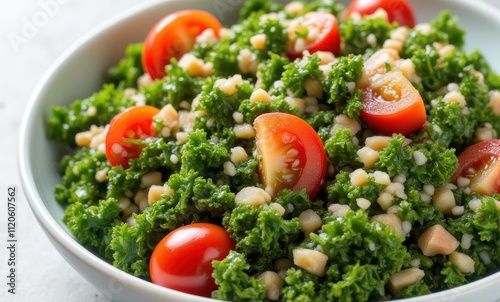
[
  {"left": 105, "top": 105, "right": 160, "bottom": 169},
  {"left": 451, "top": 139, "right": 500, "bottom": 195},
  {"left": 149, "top": 223, "right": 235, "bottom": 297},
  {"left": 360, "top": 70, "right": 426, "bottom": 135},
  {"left": 142, "top": 10, "right": 222, "bottom": 79},
  {"left": 287, "top": 11, "right": 341, "bottom": 60},
  {"left": 346, "top": 0, "right": 416, "bottom": 28},
  {"left": 253, "top": 112, "right": 328, "bottom": 199}
]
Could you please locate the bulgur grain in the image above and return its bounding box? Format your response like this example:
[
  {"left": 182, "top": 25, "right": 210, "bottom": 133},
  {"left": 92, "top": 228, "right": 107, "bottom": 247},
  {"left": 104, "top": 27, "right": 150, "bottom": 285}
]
[{"left": 233, "top": 123, "right": 256, "bottom": 139}]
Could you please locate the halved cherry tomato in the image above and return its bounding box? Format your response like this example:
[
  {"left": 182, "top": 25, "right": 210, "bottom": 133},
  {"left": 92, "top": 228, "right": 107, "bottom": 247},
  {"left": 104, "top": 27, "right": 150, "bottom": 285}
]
[
  {"left": 253, "top": 112, "right": 328, "bottom": 199},
  {"left": 358, "top": 49, "right": 426, "bottom": 135},
  {"left": 346, "top": 0, "right": 416, "bottom": 28},
  {"left": 149, "top": 223, "right": 235, "bottom": 297},
  {"left": 287, "top": 11, "right": 341, "bottom": 60},
  {"left": 451, "top": 140, "right": 500, "bottom": 195},
  {"left": 360, "top": 70, "right": 426, "bottom": 135},
  {"left": 142, "top": 10, "right": 222, "bottom": 79},
  {"left": 105, "top": 105, "right": 160, "bottom": 169}
]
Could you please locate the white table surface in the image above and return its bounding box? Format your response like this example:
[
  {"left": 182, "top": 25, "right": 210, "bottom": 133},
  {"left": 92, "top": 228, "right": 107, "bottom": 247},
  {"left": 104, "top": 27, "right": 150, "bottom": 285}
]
[{"left": 1, "top": 0, "right": 499, "bottom": 301}]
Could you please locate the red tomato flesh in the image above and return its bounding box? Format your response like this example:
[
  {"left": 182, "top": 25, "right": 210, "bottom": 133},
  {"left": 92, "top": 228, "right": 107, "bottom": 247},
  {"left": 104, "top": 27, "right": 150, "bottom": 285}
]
[
  {"left": 253, "top": 112, "right": 328, "bottom": 199},
  {"left": 451, "top": 140, "right": 500, "bottom": 195},
  {"left": 142, "top": 10, "right": 222, "bottom": 79},
  {"left": 105, "top": 105, "right": 160, "bottom": 169},
  {"left": 360, "top": 70, "right": 426, "bottom": 135},
  {"left": 149, "top": 223, "right": 235, "bottom": 297},
  {"left": 287, "top": 11, "right": 341, "bottom": 60},
  {"left": 346, "top": 0, "right": 416, "bottom": 28}
]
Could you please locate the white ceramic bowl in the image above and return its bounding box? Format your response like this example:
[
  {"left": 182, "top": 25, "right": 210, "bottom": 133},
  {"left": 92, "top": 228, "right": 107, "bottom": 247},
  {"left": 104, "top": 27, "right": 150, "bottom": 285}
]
[{"left": 18, "top": 0, "right": 500, "bottom": 301}]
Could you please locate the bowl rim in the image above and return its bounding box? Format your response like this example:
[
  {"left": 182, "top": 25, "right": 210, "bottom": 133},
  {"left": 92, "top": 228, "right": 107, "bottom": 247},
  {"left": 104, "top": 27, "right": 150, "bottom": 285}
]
[{"left": 17, "top": 0, "right": 500, "bottom": 301}]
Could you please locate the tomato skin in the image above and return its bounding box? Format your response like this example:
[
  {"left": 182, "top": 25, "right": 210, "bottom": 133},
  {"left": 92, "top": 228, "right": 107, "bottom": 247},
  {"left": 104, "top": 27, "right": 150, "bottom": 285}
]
[
  {"left": 287, "top": 11, "right": 341, "bottom": 60},
  {"left": 105, "top": 105, "right": 160, "bottom": 169},
  {"left": 451, "top": 140, "right": 500, "bottom": 195},
  {"left": 346, "top": 0, "right": 416, "bottom": 28},
  {"left": 253, "top": 112, "right": 328, "bottom": 199},
  {"left": 142, "top": 10, "right": 222, "bottom": 79},
  {"left": 360, "top": 70, "right": 426, "bottom": 135},
  {"left": 149, "top": 223, "right": 235, "bottom": 297}
]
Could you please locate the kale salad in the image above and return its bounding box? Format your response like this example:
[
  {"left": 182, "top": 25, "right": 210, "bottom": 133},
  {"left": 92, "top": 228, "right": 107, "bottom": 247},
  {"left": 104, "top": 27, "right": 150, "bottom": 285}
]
[{"left": 46, "top": 0, "right": 500, "bottom": 300}]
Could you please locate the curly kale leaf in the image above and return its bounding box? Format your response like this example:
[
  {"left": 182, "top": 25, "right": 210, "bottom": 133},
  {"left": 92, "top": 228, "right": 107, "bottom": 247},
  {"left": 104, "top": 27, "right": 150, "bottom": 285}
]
[
  {"left": 475, "top": 198, "right": 500, "bottom": 243},
  {"left": 237, "top": 0, "right": 283, "bottom": 21},
  {"left": 318, "top": 210, "right": 406, "bottom": 279},
  {"left": 63, "top": 198, "right": 121, "bottom": 260},
  {"left": 275, "top": 189, "right": 313, "bottom": 219},
  {"left": 340, "top": 16, "right": 396, "bottom": 56},
  {"left": 192, "top": 177, "right": 235, "bottom": 217},
  {"left": 257, "top": 53, "right": 290, "bottom": 91},
  {"left": 404, "top": 11, "right": 464, "bottom": 60},
  {"left": 223, "top": 204, "right": 301, "bottom": 267},
  {"left": 410, "top": 196, "right": 500, "bottom": 291},
  {"left": 410, "top": 46, "right": 469, "bottom": 91},
  {"left": 430, "top": 11, "right": 465, "bottom": 48},
  {"left": 105, "top": 138, "right": 181, "bottom": 200},
  {"left": 106, "top": 43, "right": 144, "bottom": 89},
  {"left": 303, "top": 0, "right": 344, "bottom": 15},
  {"left": 238, "top": 95, "right": 297, "bottom": 124},
  {"left": 304, "top": 110, "right": 338, "bottom": 141},
  {"left": 141, "top": 60, "right": 204, "bottom": 110},
  {"left": 324, "top": 55, "right": 364, "bottom": 119},
  {"left": 424, "top": 101, "right": 476, "bottom": 148},
  {"left": 55, "top": 148, "right": 109, "bottom": 206},
  {"left": 195, "top": 78, "right": 253, "bottom": 131},
  {"left": 315, "top": 211, "right": 406, "bottom": 300},
  {"left": 326, "top": 171, "right": 385, "bottom": 214},
  {"left": 180, "top": 129, "right": 230, "bottom": 175},
  {"left": 397, "top": 195, "right": 444, "bottom": 229},
  {"left": 419, "top": 68, "right": 492, "bottom": 150},
  {"left": 375, "top": 136, "right": 457, "bottom": 187},
  {"left": 111, "top": 176, "right": 196, "bottom": 278},
  {"left": 468, "top": 50, "right": 500, "bottom": 90},
  {"left": 449, "top": 196, "right": 500, "bottom": 244},
  {"left": 208, "top": 14, "right": 287, "bottom": 77},
  {"left": 212, "top": 251, "right": 266, "bottom": 301},
  {"left": 111, "top": 170, "right": 235, "bottom": 278},
  {"left": 394, "top": 280, "right": 431, "bottom": 299},
  {"left": 282, "top": 54, "right": 323, "bottom": 98},
  {"left": 282, "top": 268, "right": 320, "bottom": 302},
  {"left": 110, "top": 223, "right": 147, "bottom": 278},
  {"left": 47, "top": 84, "right": 134, "bottom": 144},
  {"left": 321, "top": 263, "right": 385, "bottom": 302},
  {"left": 223, "top": 157, "right": 261, "bottom": 192},
  {"left": 325, "top": 128, "right": 362, "bottom": 171},
  {"left": 129, "top": 138, "right": 182, "bottom": 173},
  {"left": 282, "top": 211, "right": 407, "bottom": 301},
  {"left": 403, "top": 12, "right": 466, "bottom": 90}
]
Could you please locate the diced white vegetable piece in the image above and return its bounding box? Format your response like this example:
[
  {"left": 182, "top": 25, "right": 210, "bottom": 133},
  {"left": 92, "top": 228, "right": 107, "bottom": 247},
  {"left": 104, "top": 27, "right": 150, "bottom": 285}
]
[
  {"left": 418, "top": 224, "right": 459, "bottom": 256},
  {"left": 257, "top": 271, "right": 284, "bottom": 301},
  {"left": 141, "top": 171, "right": 162, "bottom": 188},
  {"left": 298, "top": 209, "right": 322, "bottom": 235},
  {"left": 432, "top": 187, "right": 456, "bottom": 215},
  {"left": 235, "top": 186, "right": 271, "bottom": 206},
  {"left": 371, "top": 214, "right": 405, "bottom": 237},
  {"left": 293, "top": 248, "right": 329, "bottom": 277},
  {"left": 389, "top": 268, "right": 425, "bottom": 295},
  {"left": 449, "top": 251, "right": 475, "bottom": 273}
]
